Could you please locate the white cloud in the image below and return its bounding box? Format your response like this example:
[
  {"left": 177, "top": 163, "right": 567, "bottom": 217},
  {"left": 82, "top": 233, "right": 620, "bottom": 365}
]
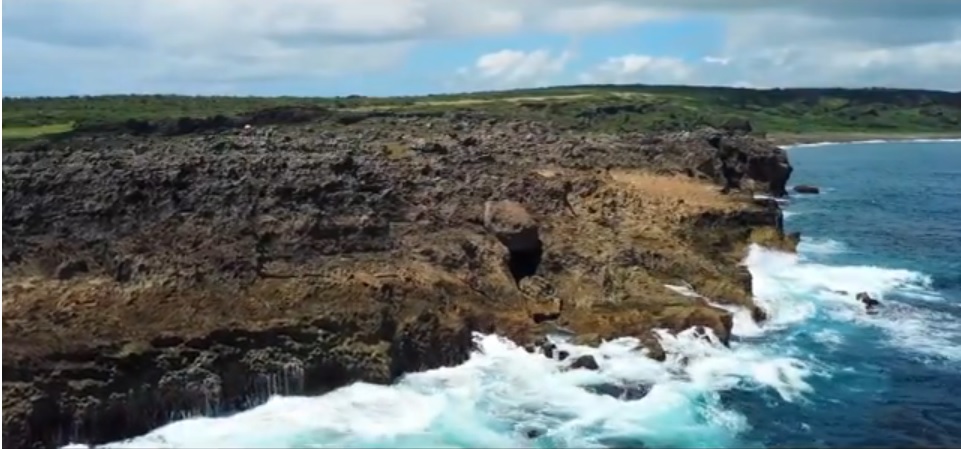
[
  {"left": 580, "top": 55, "right": 694, "bottom": 85},
  {"left": 578, "top": 38, "right": 961, "bottom": 91},
  {"left": 458, "top": 49, "right": 574, "bottom": 89},
  {"left": 4, "top": 0, "right": 961, "bottom": 93}
]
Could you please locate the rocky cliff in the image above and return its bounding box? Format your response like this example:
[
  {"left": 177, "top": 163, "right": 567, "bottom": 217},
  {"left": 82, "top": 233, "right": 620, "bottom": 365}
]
[{"left": 2, "top": 110, "right": 796, "bottom": 448}]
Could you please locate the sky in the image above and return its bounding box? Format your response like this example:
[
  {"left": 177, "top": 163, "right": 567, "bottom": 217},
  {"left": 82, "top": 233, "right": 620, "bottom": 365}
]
[{"left": 3, "top": 0, "right": 961, "bottom": 97}]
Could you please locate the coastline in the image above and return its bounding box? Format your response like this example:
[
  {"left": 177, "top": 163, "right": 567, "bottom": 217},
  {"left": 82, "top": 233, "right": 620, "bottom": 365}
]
[
  {"left": 1, "top": 113, "right": 797, "bottom": 448},
  {"left": 767, "top": 131, "right": 961, "bottom": 147}
]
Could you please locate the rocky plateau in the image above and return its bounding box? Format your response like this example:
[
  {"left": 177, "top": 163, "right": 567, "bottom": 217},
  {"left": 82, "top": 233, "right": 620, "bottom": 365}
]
[{"left": 2, "top": 107, "right": 798, "bottom": 448}]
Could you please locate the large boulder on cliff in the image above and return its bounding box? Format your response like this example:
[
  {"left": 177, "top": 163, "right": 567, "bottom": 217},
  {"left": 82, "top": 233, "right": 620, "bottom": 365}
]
[{"left": 483, "top": 200, "right": 542, "bottom": 253}]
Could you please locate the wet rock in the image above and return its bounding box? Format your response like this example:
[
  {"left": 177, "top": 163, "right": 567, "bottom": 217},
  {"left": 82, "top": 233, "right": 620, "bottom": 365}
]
[
  {"left": 532, "top": 338, "right": 558, "bottom": 359},
  {"left": 856, "top": 291, "right": 881, "bottom": 310},
  {"left": 793, "top": 184, "right": 820, "bottom": 194},
  {"left": 751, "top": 305, "right": 768, "bottom": 323},
  {"left": 569, "top": 355, "right": 600, "bottom": 371},
  {"left": 584, "top": 383, "right": 651, "bottom": 401}
]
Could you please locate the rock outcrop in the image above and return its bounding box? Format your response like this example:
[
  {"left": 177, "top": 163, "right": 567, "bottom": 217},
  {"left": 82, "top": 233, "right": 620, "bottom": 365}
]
[
  {"left": 2, "top": 110, "right": 796, "bottom": 448},
  {"left": 793, "top": 184, "right": 821, "bottom": 194}
]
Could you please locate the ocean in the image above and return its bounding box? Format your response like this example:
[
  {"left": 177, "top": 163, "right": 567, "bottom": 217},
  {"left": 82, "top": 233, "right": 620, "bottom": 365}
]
[{"left": 70, "top": 139, "right": 961, "bottom": 449}]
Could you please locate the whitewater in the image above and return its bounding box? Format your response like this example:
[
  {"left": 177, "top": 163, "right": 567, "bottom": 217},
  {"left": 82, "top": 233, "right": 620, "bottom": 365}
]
[{"left": 69, "top": 139, "right": 961, "bottom": 448}]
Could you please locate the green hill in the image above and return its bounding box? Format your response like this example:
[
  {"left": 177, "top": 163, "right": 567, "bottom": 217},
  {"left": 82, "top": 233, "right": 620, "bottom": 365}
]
[{"left": 4, "top": 84, "right": 960, "bottom": 142}]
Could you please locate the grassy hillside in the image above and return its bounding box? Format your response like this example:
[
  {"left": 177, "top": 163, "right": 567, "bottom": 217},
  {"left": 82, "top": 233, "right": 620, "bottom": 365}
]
[{"left": 4, "top": 84, "right": 961, "bottom": 142}]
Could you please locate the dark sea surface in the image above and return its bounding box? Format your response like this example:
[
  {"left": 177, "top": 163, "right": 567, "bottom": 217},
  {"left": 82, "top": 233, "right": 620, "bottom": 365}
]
[{"left": 75, "top": 140, "right": 961, "bottom": 449}]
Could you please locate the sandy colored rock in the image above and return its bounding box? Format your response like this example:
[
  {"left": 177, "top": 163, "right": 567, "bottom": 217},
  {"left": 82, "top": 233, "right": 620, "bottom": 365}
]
[{"left": 484, "top": 200, "right": 541, "bottom": 253}]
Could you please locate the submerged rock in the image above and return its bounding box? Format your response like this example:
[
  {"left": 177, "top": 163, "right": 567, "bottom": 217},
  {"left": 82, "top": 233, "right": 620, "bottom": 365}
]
[
  {"left": 856, "top": 291, "right": 881, "bottom": 311},
  {"left": 793, "top": 184, "right": 821, "bottom": 194},
  {"left": 584, "top": 383, "right": 651, "bottom": 401}
]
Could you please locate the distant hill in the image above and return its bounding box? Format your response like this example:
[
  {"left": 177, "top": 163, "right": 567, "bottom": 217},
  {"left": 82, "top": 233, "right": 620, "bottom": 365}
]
[{"left": 4, "top": 84, "right": 960, "bottom": 142}]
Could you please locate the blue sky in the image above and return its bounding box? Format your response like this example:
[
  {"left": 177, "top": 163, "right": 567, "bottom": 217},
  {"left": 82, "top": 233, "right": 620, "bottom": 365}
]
[{"left": 4, "top": 0, "right": 961, "bottom": 97}]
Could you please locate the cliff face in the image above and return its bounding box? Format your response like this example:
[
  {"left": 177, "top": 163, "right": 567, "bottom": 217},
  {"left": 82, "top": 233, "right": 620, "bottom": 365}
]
[{"left": 2, "top": 112, "right": 795, "bottom": 449}]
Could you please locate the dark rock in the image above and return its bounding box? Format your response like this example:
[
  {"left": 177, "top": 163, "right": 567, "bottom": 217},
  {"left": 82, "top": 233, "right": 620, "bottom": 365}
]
[
  {"left": 55, "top": 260, "right": 89, "bottom": 280},
  {"left": 569, "top": 355, "right": 600, "bottom": 371},
  {"left": 856, "top": 292, "right": 881, "bottom": 310},
  {"left": 793, "top": 184, "right": 820, "bottom": 194},
  {"left": 539, "top": 340, "right": 557, "bottom": 359},
  {"left": 584, "top": 383, "right": 651, "bottom": 401},
  {"left": 751, "top": 306, "right": 768, "bottom": 323},
  {"left": 719, "top": 117, "right": 753, "bottom": 135}
]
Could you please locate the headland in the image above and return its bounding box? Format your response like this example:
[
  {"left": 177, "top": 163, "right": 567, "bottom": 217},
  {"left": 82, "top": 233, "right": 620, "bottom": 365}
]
[{"left": 4, "top": 83, "right": 959, "bottom": 448}]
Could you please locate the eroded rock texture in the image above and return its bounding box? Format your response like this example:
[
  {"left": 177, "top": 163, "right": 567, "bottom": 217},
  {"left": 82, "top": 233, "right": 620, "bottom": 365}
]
[{"left": 2, "top": 110, "right": 795, "bottom": 448}]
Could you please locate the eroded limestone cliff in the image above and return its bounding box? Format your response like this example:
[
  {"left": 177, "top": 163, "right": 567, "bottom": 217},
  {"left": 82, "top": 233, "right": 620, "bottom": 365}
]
[{"left": 2, "top": 110, "right": 796, "bottom": 448}]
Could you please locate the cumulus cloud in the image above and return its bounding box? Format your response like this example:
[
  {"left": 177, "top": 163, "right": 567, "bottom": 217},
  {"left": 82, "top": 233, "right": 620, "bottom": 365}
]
[
  {"left": 579, "top": 55, "right": 694, "bottom": 85},
  {"left": 456, "top": 49, "right": 574, "bottom": 90},
  {"left": 3, "top": 0, "right": 961, "bottom": 94}
]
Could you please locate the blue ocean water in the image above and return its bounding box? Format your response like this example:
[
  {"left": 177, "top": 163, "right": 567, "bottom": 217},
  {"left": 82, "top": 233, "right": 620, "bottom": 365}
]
[{"left": 71, "top": 140, "right": 961, "bottom": 449}]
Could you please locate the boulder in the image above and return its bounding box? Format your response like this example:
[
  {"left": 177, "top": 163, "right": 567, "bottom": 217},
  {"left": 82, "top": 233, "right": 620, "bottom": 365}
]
[{"left": 483, "top": 200, "right": 541, "bottom": 252}]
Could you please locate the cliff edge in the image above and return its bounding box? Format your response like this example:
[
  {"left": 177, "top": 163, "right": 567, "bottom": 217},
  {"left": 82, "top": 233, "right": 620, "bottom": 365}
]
[{"left": 2, "top": 111, "right": 796, "bottom": 448}]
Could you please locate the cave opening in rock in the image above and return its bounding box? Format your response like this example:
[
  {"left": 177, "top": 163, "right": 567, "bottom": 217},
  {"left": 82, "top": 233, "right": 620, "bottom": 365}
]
[{"left": 507, "top": 239, "right": 543, "bottom": 283}]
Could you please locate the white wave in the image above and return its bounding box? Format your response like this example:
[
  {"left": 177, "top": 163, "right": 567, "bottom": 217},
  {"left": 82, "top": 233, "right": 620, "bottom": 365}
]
[
  {"left": 663, "top": 282, "right": 766, "bottom": 338},
  {"left": 796, "top": 238, "right": 847, "bottom": 257},
  {"left": 752, "top": 193, "right": 790, "bottom": 205},
  {"left": 746, "top": 244, "right": 961, "bottom": 362},
  {"left": 746, "top": 245, "right": 931, "bottom": 300},
  {"left": 782, "top": 210, "right": 799, "bottom": 219},
  {"left": 72, "top": 330, "right": 814, "bottom": 449},
  {"left": 71, "top": 241, "right": 959, "bottom": 449},
  {"left": 811, "top": 329, "right": 844, "bottom": 349},
  {"left": 784, "top": 137, "right": 961, "bottom": 149}
]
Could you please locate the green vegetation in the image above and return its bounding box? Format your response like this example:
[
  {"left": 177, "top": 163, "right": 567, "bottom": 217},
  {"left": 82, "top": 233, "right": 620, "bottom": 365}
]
[{"left": 4, "top": 84, "right": 961, "bottom": 142}]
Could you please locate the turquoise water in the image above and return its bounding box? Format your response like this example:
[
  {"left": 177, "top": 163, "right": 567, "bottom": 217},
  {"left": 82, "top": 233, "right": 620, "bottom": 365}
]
[{"left": 71, "top": 140, "right": 961, "bottom": 448}]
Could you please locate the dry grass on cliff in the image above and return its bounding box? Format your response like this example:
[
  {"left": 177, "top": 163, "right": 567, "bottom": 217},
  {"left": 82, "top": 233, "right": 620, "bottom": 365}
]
[{"left": 608, "top": 171, "right": 740, "bottom": 212}]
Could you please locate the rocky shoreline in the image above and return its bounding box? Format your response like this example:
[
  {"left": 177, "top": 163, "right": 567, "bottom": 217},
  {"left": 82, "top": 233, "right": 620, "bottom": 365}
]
[{"left": 2, "top": 108, "right": 797, "bottom": 449}]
